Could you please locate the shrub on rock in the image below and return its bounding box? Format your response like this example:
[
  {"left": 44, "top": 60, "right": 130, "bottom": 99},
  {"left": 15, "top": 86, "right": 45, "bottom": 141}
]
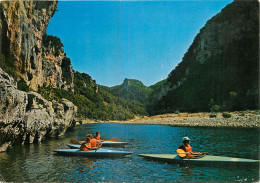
[
  {"left": 210, "top": 114, "right": 217, "bottom": 118},
  {"left": 223, "top": 112, "right": 232, "bottom": 118},
  {"left": 211, "top": 105, "right": 220, "bottom": 112}
]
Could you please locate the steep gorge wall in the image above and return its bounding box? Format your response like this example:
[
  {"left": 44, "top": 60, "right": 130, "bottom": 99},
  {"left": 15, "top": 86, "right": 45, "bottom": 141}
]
[
  {"left": 151, "top": 0, "right": 259, "bottom": 113},
  {"left": 0, "top": 1, "right": 57, "bottom": 90},
  {"left": 0, "top": 1, "right": 77, "bottom": 152}
]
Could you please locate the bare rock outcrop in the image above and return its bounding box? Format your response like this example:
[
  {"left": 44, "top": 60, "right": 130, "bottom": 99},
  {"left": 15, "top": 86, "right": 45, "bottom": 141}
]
[
  {"left": 42, "top": 34, "right": 74, "bottom": 91},
  {"left": 0, "top": 0, "right": 74, "bottom": 91},
  {"left": 0, "top": 1, "right": 58, "bottom": 90},
  {"left": 0, "top": 68, "right": 77, "bottom": 152}
]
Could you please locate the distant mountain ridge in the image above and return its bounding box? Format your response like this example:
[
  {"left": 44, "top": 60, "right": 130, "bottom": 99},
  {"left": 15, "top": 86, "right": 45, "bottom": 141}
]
[{"left": 110, "top": 79, "right": 152, "bottom": 103}]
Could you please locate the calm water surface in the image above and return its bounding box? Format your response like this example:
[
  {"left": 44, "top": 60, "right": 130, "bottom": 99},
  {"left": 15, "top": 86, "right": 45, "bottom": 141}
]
[{"left": 0, "top": 123, "right": 259, "bottom": 182}]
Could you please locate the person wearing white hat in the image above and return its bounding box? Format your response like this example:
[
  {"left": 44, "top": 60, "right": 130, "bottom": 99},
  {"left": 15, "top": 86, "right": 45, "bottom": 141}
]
[{"left": 177, "top": 137, "right": 202, "bottom": 158}]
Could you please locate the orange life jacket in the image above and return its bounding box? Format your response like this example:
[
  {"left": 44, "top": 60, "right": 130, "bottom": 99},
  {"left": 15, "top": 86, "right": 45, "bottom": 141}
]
[
  {"left": 96, "top": 135, "right": 100, "bottom": 141},
  {"left": 185, "top": 144, "right": 192, "bottom": 157},
  {"left": 80, "top": 142, "right": 91, "bottom": 151},
  {"left": 90, "top": 138, "right": 97, "bottom": 147}
]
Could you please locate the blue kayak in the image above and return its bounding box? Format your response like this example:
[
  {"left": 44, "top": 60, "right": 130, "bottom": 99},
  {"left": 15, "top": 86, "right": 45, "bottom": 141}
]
[
  {"left": 100, "top": 141, "right": 128, "bottom": 147},
  {"left": 138, "top": 154, "right": 260, "bottom": 166},
  {"left": 67, "top": 144, "right": 85, "bottom": 149},
  {"left": 53, "top": 148, "right": 132, "bottom": 158}
]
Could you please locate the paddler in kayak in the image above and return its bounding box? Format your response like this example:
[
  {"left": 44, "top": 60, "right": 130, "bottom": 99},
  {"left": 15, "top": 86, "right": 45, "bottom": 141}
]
[
  {"left": 80, "top": 138, "right": 98, "bottom": 151},
  {"left": 87, "top": 134, "right": 102, "bottom": 148},
  {"left": 177, "top": 137, "right": 203, "bottom": 158},
  {"left": 94, "top": 131, "right": 101, "bottom": 142}
]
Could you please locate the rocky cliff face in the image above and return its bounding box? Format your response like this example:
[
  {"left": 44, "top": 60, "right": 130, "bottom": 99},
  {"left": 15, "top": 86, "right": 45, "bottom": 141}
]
[
  {"left": 42, "top": 34, "right": 74, "bottom": 91},
  {"left": 0, "top": 68, "right": 77, "bottom": 152},
  {"left": 0, "top": 1, "right": 57, "bottom": 90},
  {"left": 0, "top": 0, "right": 74, "bottom": 91},
  {"left": 151, "top": 0, "right": 259, "bottom": 113},
  {"left": 0, "top": 1, "right": 77, "bottom": 152}
]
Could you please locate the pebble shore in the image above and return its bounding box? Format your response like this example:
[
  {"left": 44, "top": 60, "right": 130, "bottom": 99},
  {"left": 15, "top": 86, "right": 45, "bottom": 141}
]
[{"left": 102, "top": 111, "right": 260, "bottom": 128}]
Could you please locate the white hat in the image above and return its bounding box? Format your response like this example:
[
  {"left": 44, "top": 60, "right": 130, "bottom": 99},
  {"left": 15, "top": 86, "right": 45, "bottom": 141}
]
[{"left": 182, "top": 137, "right": 190, "bottom": 142}]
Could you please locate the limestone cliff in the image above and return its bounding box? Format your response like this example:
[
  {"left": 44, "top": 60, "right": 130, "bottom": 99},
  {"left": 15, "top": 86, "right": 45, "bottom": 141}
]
[
  {"left": 151, "top": 0, "right": 259, "bottom": 113},
  {"left": 0, "top": 67, "right": 77, "bottom": 152},
  {"left": 0, "top": 1, "right": 57, "bottom": 90},
  {"left": 0, "top": 0, "right": 74, "bottom": 91},
  {"left": 42, "top": 34, "right": 74, "bottom": 91}
]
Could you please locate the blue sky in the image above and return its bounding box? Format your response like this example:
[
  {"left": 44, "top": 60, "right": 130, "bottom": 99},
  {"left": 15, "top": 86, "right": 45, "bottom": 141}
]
[{"left": 47, "top": 0, "right": 232, "bottom": 87}]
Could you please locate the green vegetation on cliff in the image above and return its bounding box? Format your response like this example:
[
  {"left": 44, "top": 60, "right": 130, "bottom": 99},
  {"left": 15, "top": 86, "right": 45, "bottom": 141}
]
[
  {"left": 146, "top": 79, "right": 167, "bottom": 114},
  {"left": 39, "top": 71, "right": 147, "bottom": 120},
  {"left": 110, "top": 79, "right": 152, "bottom": 103},
  {"left": 42, "top": 34, "right": 64, "bottom": 57}
]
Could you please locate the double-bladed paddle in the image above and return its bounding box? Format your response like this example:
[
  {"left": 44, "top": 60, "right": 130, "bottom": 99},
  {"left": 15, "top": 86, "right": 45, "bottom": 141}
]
[
  {"left": 104, "top": 138, "right": 118, "bottom": 142},
  {"left": 70, "top": 139, "right": 81, "bottom": 144},
  {"left": 70, "top": 137, "right": 118, "bottom": 145},
  {"left": 177, "top": 149, "right": 209, "bottom": 158}
]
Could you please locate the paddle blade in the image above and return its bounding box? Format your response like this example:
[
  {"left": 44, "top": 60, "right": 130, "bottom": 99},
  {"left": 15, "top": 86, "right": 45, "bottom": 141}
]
[
  {"left": 202, "top": 152, "right": 210, "bottom": 155},
  {"left": 177, "top": 149, "right": 186, "bottom": 158},
  {"left": 193, "top": 152, "right": 210, "bottom": 155},
  {"left": 110, "top": 138, "right": 118, "bottom": 142},
  {"left": 70, "top": 139, "right": 81, "bottom": 144},
  {"left": 105, "top": 138, "right": 118, "bottom": 142}
]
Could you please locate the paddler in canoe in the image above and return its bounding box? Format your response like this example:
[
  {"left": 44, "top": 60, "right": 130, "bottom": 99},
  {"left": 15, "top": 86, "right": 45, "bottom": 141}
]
[{"left": 177, "top": 137, "right": 208, "bottom": 158}]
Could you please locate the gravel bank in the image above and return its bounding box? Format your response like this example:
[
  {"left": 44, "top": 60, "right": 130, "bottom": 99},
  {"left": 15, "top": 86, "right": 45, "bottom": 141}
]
[{"left": 103, "top": 112, "right": 260, "bottom": 128}]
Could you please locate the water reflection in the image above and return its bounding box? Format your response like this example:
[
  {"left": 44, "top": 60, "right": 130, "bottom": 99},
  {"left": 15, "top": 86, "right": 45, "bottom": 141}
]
[
  {"left": 64, "top": 157, "right": 97, "bottom": 182},
  {"left": 179, "top": 164, "right": 195, "bottom": 177}
]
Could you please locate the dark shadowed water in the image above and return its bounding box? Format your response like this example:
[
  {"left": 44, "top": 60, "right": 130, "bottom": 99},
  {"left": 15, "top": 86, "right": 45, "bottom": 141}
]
[{"left": 0, "top": 123, "right": 259, "bottom": 182}]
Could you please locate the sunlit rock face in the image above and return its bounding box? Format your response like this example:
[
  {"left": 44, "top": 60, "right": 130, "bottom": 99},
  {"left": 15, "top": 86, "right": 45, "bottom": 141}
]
[
  {"left": 0, "top": 0, "right": 74, "bottom": 92},
  {"left": 0, "top": 68, "right": 77, "bottom": 152},
  {"left": 0, "top": 1, "right": 58, "bottom": 90}
]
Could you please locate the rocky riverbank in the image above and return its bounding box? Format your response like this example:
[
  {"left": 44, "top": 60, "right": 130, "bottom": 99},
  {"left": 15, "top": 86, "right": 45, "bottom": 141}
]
[
  {"left": 96, "top": 111, "right": 260, "bottom": 128},
  {"left": 0, "top": 67, "right": 77, "bottom": 152}
]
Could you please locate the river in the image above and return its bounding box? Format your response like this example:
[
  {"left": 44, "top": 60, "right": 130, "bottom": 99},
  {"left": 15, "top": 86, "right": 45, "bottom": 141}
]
[{"left": 0, "top": 123, "right": 259, "bottom": 182}]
